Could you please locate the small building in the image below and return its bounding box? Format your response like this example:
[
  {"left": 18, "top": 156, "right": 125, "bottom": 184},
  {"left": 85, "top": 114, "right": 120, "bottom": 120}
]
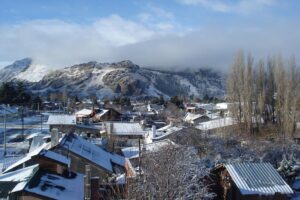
[
  {"left": 121, "top": 139, "right": 175, "bottom": 167},
  {"left": 147, "top": 104, "right": 164, "bottom": 115},
  {"left": 47, "top": 114, "right": 76, "bottom": 132},
  {"left": 183, "top": 112, "right": 210, "bottom": 125},
  {"left": 0, "top": 164, "right": 84, "bottom": 200},
  {"left": 75, "top": 108, "right": 94, "bottom": 123},
  {"left": 93, "top": 108, "right": 122, "bottom": 122},
  {"left": 52, "top": 133, "right": 127, "bottom": 180},
  {"left": 211, "top": 163, "right": 293, "bottom": 200},
  {"left": 104, "top": 122, "right": 146, "bottom": 151}
]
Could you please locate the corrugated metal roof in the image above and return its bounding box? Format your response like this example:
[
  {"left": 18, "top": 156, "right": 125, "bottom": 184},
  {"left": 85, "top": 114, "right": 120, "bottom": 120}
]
[{"left": 226, "top": 163, "right": 294, "bottom": 195}]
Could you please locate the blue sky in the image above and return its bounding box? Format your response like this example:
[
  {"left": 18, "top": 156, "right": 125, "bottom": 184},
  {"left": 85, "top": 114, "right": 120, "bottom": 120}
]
[{"left": 0, "top": 0, "right": 299, "bottom": 70}]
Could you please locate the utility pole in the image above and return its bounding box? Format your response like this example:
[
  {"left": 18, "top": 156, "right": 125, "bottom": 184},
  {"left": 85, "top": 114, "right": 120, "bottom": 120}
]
[
  {"left": 21, "top": 106, "right": 24, "bottom": 138},
  {"left": 40, "top": 114, "right": 43, "bottom": 134},
  {"left": 4, "top": 105, "right": 7, "bottom": 156}
]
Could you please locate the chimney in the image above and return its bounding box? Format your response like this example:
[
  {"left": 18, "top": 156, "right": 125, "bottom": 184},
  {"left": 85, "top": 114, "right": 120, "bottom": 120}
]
[
  {"left": 151, "top": 125, "right": 156, "bottom": 139},
  {"left": 84, "top": 165, "right": 91, "bottom": 200},
  {"left": 51, "top": 128, "right": 59, "bottom": 147},
  {"left": 91, "top": 177, "right": 100, "bottom": 200}
]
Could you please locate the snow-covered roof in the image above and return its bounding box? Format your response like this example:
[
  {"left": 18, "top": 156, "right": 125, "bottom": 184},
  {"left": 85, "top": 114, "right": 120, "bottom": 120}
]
[
  {"left": 4, "top": 142, "right": 51, "bottom": 173},
  {"left": 0, "top": 164, "right": 38, "bottom": 193},
  {"left": 0, "top": 164, "right": 38, "bottom": 182},
  {"left": 109, "top": 122, "right": 146, "bottom": 136},
  {"left": 75, "top": 108, "right": 92, "bottom": 117},
  {"left": 197, "top": 103, "right": 216, "bottom": 111},
  {"left": 226, "top": 163, "right": 293, "bottom": 195},
  {"left": 25, "top": 170, "right": 84, "bottom": 200},
  {"left": 184, "top": 112, "right": 208, "bottom": 122},
  {"left": 121, "top": 139, "right": 175, "bottom": 159},
  {"left": 148, "top": 104, "right": 164, "bottom": 111},
  {"left": 59, "top": 134, "right": 125, "bottom": 173},
  {"left": 195, "top": 117, "right": 236, "bottom": 131},
  {"left": 38, "top": 149, "right": 70, "bottom": 166},
  {"left": 29, "top": 135, "right": 45, "bottom": 152},
  {"left": 154, "top": 124, "right": 183, "bottom": 140},
  {"left": 216, "top": 102, "right": 229, "bottom": 110},
  {"left": 47, "top": 114, "right": 76, "bottom": 125},
  {"left": 96, "top": 109, "right": 109, "bottom": 117}
]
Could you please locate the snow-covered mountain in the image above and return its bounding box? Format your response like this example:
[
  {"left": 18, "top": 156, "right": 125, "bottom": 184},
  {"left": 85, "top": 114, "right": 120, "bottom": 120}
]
[
  {"left": 0, "top": 58, "right": 32, "bottom": 82},
  {"left": 0, "top": 58, "right": 51, "bottom": 82},
  {"left": 0, "top": 59, "right": 225, "bottom": 99}
]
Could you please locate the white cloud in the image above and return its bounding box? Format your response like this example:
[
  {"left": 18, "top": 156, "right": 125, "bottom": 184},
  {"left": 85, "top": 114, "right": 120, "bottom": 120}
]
[
  {"left": 0, "top": 14, "right": 299, "bottom": 71},
  {"left": 178, "top": 0, "right": 279, "bottom": 13}
]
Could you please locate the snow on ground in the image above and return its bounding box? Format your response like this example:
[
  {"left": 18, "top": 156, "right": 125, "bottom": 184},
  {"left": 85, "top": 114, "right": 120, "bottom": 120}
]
[{"left": 0, "top": 115, "right": 44, "bottom": 125}]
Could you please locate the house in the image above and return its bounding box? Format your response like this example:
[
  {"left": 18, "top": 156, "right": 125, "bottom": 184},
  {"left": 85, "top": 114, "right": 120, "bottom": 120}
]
[
  {"left": 0, "top": 164, "right": 84, "bottom": 200},
  {"left": 104, "top": 122, "right": 146, "bottom": 151},
  {"left": 47, "top": 114, "right": 76, "bottom": 132},
  {"left": 183, "top": 112, "right": 210, "bottom": 125},
  {"left": 151, "top": 124, "right": 184, "bottom": 141},
  {"left": 0, "top": 147, "right": 85, "bottom": 200},
  {"left": 147, "top": 104, "right": 164, "bottom": 115},
  {"left": 121, "top": 139, "right": 175, "bottom": 167},
  {"left": 52, "top": 133, "right": 127, "bottom": 179},
  {"left": 185, "top": 105, "right": 206, "bottom": 114},
  {"left": 93, "top": 108, "right": 122, "bottom": 122},
  {"left": 75, "top": 108, "right": 94, "bottom": 123},
  {"left": 211, "top": 163, "right": 293, "bottom": 200}
]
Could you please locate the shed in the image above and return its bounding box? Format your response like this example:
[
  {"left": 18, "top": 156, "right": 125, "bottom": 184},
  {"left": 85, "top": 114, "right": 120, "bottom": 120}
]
[{"left": 212, "top": 163, "right": 293, "bottom": 200}]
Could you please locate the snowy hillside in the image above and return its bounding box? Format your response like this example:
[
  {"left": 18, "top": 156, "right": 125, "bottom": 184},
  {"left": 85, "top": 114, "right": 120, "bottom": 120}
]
[
  {"left": 16, "top": 64, "right": 51, "bottom": 82},
  {"left": 0, "top": 59, "right": 225, "bottom": 98},
  {"left": 0, "top": 58, "right": 32, "bottom": 82}
]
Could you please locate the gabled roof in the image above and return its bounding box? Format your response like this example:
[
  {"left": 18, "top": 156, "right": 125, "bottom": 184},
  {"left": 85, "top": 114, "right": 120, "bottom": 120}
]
[
  {"left": 25, "top": 170, "right": 84, "bottom": 200},
  {"left": 59, "top": 133, "right": 125, "bottom": 173},
  {"left": 226, "top": 163, "right": 293, "bottom": 195},
  {"left": 47, "top": 114, "right": 76, "bottom": 125}
]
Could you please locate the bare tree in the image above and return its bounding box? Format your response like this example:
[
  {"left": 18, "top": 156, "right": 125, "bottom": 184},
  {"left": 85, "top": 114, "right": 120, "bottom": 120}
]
[
  {"left": 128, "top": 145, "right": 214, "bottom": 200},
  {"left": 227, "top": 50, "right": 245, "bottom": 132}
]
